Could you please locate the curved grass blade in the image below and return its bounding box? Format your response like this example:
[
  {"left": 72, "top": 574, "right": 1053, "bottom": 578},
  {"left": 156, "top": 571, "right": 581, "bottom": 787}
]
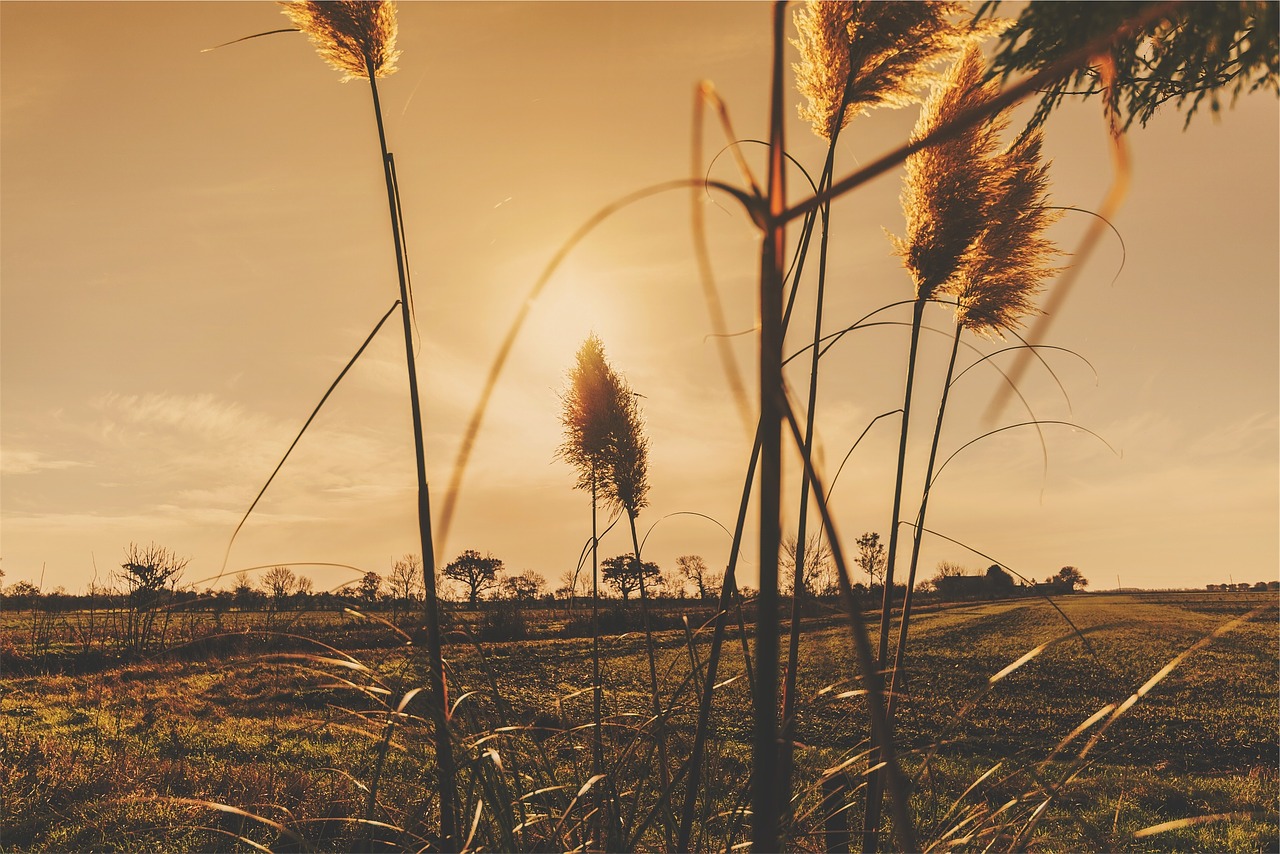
[{"left": 218, "top": 301, "right": 402, "bottom": 580}]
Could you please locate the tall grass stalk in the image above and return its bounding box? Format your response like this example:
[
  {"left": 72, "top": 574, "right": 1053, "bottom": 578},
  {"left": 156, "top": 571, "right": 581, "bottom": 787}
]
[
  {"left": 678, "top": 430, "right": 759, "bottom": 851},
  {"left": 750, "top": 6, "right": 789, "bottom": 850},
  {"left": 779, "top": 397, "right": 919, "bottom": 853},
  {"left": 890, "top": 125, "right": 1060, "bottom": 720},
  {"left": 886, "top": 321, "right": 961, "bottom": 718},
  {"left": 780, "top": 109, "right": 840, "bottom": 822},
  {"left": 865, "top": 45, "right": 1010, "bottom": 848},
  {"left": 278, "top": 2, "right": 456, "bottom": 845}
]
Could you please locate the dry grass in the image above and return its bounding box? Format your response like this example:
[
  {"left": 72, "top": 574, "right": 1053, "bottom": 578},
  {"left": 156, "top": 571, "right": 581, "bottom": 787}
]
[
  {"left": 3, "top": 593, "right": 1275, "bottom": 851},
  {"left": 279, "top": 0, "right": 399, "bottom": 81}
]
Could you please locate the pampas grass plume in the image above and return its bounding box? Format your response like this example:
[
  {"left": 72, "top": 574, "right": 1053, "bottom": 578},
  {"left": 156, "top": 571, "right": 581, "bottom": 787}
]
[
  {"left": 793, "top": 1, "right": 1006, "bottom": 139},
  {"left": 955, "top": 130, "right": 1062, "bottom": 335},
  {"left": 280, "top": 0, "right": 400, "bottom": 81},
  {"left": 893, "top": 45, "right": 1007, "bottom": 300}
]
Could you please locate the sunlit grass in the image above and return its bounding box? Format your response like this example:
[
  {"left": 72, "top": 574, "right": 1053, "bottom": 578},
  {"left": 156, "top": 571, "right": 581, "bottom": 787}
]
[{"left": 3, "top": 594, "right": 1275, "bottom": 851}]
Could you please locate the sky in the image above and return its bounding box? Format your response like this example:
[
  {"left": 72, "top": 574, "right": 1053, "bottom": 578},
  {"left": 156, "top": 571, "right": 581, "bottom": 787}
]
[{"left": 2, "top": 2, "right": 1277, "bottom": 597}]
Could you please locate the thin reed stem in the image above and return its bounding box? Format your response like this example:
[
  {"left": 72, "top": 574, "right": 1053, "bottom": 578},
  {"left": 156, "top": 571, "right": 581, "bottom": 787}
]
[
  {"left": 679, "top": 429, "right": 760, "bottom": 851},
  {"left": 864, "top": 295, "right": 926, "bottom": 852},
  {"left": 364, "top": 60, "right": 456, "bottom": 851},
  {"left": 587, "top": 475, "right": 615, "bottom": 850},
  {"left": 780, "top": 117, "right": 842, "bottom": 819},
  {"left": 888, "top": 321, "right": 963, "bottom": 722},
  {"left": 752, "top": 6, "right": 788, "bottom": 850},
  {"left": 779, "top": 397, "right": 919, "bottom": 853},
  {"left": 625, "top": 512, "right": 675, "bottom": 849}
]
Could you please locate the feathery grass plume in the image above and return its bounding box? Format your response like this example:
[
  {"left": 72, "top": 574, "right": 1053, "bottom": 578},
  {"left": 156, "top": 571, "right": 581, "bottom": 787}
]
[
  {"left": 893, "top": 45, "right": 1009, "bottom": 300},
  {"left": 279, "top": 1, "right": 400, "bottom": 81},
  {"left": 954, "top": 130, "right": 1062, "bottom": 336},
  {"left": 558, "top": 335, "right": 623, "bottom": 494},
  {"left": 792, "top": 1, "right": 1005, "bottom": 139}
]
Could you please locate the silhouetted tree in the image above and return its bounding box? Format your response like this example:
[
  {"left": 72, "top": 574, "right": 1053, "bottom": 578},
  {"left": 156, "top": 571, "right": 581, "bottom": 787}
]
[
  {"left": 117, "top": 542, "right": 187, "bottom": 656},
  {"left": 263, "top": 566, "right": 297, "bottom": 601},
  {"left": 985, "top": 564, "right": 1015, "bottom": 593},
  {"left": 389, "top": 554, "right": 422, "bottom": 620},
  {"left": 389, "top": 554, "right": 422, "bottom": 602},
  {"left": 555, "top": 568, "right": 581, "bottom": 601},
  {"left": 443, "top": 550, "right": 503, "bottom": 606},
  {"left": 601, "top": 554, "right": 661, "bottom": 601},
  {"left": 1056, "top": 565, "right": 1088, "bottom": 591},
  {"left": 677, "top": 555, "right": 721, "bottom": 600},
  {"left": 856, "top": 532, "right": 887, "bottom": 587},
  {"left": 501, "top": 570, "right": 546, "bottom": 601},
  {"left": 357, "top": 571, "right": 384, "bottom": 605},
  {"left": 780, "top": 534, "right": 833, "bottom": 597}
]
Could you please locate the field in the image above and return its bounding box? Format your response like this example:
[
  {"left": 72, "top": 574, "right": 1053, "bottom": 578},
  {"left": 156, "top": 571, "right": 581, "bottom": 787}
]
[{"left": 2, "top": 591, "right": 1276, "bottom": 852}]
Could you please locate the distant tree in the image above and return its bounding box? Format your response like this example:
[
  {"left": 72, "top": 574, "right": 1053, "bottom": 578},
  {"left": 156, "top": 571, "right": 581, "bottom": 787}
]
[
  {"left": 554, "top": 568, "right": 581, "bottom": 600},
  {"left": 1055, "top": 566, "right": 1088, "bottom": 591},
  {"left": 985, "top": 564, "right": 1015, "bottom": 592},
  {"left": 232, "top": 571, "right": 257, "bottom": 610},
  {"left": 660, "top": 571, "right": 691, "bottom": 599},
  {"left": 601, "top": 554, "right": 661, "bottom": 601},
  {"left": 501, "top": 570, "right": 546, "bottom": 602},
  {"left": 780, "top": 534, "right": 833, "bottom": 598},
  {"left": 934, "top": 561, "right": 965, "bottom": 578},
  {"left": 677, "top": 554, "right": 720, "bottom": 600},
  {"left": 926, "top": 560, "right": 966, "bottom": 592},
  {"left": 263, "top": 566, "right": 297, "bottom": 601},
  {"left": 117, "top": 542, "right": 187, "bottom": 656},
  {"left": 357, "top": 571, "right": 384, "bottom": 605},
  {"left": 294, "top": 574, "right": 315, "bottom": 598},
  {"left": 4, "top": 580, "right": 41, "bottom": 609},
  {"left": 444, "top": 550, "right": 504, "bottom": 606},
  {"left": 387, "top": 554, "right": 422, "bottom": 621},
  {"left": 856, "top": 532, "right": 887, "bottom": 587}
]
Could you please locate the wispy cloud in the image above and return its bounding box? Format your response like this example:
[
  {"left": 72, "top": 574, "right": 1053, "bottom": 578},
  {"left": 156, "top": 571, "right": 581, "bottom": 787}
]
[
  {"left": 93, "top": 391, "right": 272, "bottom": 443},
  {"left": 1, "top": 449, "right": 87, "bottom": 475}
]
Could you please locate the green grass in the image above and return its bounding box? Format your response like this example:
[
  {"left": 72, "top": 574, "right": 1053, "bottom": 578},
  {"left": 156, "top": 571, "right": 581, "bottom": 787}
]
[{"left": 2, "top": 592, "right": 1275, "bottom": 851}]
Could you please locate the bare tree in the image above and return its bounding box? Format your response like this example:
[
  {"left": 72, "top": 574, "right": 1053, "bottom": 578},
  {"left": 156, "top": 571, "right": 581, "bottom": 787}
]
[
  {"left": 781, "top": 534, "right": 832, "bottom": 598},
  {"left": 919, "top": 561, "right": 964, "bottom": 592},
  {"left": 855, "top": 532, "right": 887, "bottom": 587},
  {"left": 116, "top": 542, "right": 187, "bottom": 656},
  {"left": 676, "top": 554, "right": 720, "bottom": 600},
  {"left": 263, "top": 566, "right": 297, "bottom": 600},
  {"left": 389, "top": 554, "right": 422, "bottom": 620},
  {"left": 555, "top": 568, "right": 581, "bottom": 600},
  {"left": 389, "top": 554, "right": 423, "bottom": 602}
]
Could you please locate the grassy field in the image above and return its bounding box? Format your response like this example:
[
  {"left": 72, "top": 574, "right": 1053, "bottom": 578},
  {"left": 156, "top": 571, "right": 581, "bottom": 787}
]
[{"left": 2, "top": 591, "right": 1276, "bottom": 852}]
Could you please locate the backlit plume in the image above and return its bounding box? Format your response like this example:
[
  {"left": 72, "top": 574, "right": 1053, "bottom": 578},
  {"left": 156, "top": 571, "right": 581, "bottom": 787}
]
[
  {"left": 893, "top": 46, "right": 1007, "bottom": 301},
  {"left": 792, "top": 1, "right": 1006, "bottom": 139},
  {"left": 280, "top": 1, "right": 400, "bottom": 81},
  {"left": 955, "top": 131, "right": 1061, "bottom": 336}
]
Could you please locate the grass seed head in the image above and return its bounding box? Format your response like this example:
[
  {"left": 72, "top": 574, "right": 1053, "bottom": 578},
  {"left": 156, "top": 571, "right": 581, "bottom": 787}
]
[
  {"left": 955, "top": 130, "right": 1062, "bottom": 336},
  {"left": 893, "top": 45, "right": 1008, "bottom": 300},
  {"left": 557, "top": 335, "right": 649, "bottom": 515},
  {"left": 280, "top": 1, "right": 400, "bottom": 81},
  {"left": 792, "top": 1, "right": 1007, "bottom": 140}
]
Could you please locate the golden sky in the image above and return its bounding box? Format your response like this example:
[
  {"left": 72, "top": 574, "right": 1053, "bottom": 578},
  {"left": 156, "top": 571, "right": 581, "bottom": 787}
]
[{"left": 2, "top": 2, "right": 1277, "bottom": 595}]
